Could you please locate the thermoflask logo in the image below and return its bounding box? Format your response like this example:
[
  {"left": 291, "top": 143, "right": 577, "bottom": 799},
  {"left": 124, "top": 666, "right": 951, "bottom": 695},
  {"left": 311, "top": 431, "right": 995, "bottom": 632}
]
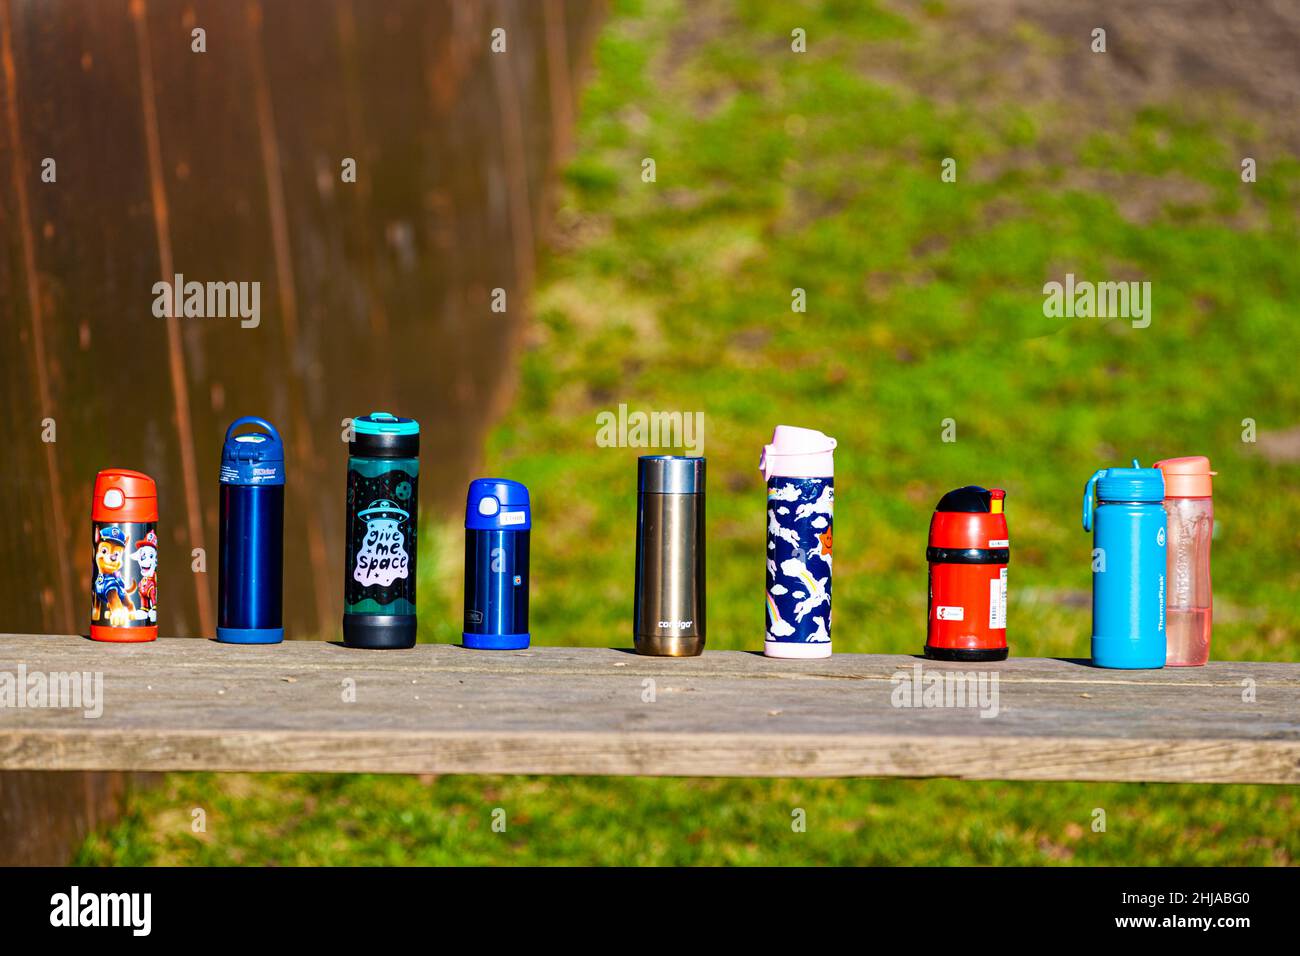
[
  {"left": 49, "top": 886, "right": 151, "bottom": 936},
  {"left": 595, "top": 404, "right": 704, "bottom": 455},
  {"left": 151, "top": 273, "right": 261, "bottom": 328},
  {"left": 1042, "top": 273, "right": 1151, "bottom": 328}
]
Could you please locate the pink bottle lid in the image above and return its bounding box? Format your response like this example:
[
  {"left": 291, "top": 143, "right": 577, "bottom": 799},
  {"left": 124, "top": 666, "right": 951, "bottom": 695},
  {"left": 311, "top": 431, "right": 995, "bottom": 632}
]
[
  {"left": 760, "top": 425, "right": 837, "bottom": 480},
  {"left": 1153, "top": 456, "right": 1215, "bottom": 498}
]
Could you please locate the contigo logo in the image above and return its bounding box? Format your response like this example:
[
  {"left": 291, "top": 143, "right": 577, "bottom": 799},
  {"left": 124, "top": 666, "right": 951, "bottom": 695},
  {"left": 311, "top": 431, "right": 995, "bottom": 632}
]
[
  {"left": 50, "top": 886, "right": 151, "bottom": 936},
  {"left": 658, "top": 619, "right": 693, "bottom": 629}
]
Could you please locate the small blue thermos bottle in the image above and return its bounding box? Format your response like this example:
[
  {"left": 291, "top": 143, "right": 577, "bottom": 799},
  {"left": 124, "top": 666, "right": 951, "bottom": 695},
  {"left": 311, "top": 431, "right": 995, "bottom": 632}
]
[
  {"left": 1083, "top": 459, "right": 1166, "bottom": 669},
  {"left": 217, "top": 416, "right": 285, "bottom": 644},
  {"left": 463, "top": 478, "right": 531, "bottom": 650}
]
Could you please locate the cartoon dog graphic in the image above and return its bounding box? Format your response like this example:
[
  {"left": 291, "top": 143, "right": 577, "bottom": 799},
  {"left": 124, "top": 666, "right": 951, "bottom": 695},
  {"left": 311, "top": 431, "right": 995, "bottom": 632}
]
[
  {"left": 92, "top": 525, "right": 136, "bottom": 627},
  {"left": 131, "top": 530, "right": 159, "bottom": 622}
]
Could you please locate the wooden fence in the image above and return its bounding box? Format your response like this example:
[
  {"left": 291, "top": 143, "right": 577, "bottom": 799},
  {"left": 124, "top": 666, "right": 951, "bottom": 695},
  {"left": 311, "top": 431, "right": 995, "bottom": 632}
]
[{"left": 0, "top": 0, "right": 602, "bottom": 864}]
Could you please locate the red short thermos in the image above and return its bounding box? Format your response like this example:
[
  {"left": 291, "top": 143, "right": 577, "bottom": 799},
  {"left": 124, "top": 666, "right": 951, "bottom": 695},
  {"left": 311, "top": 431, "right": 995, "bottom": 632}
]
[
  {"left": 924, "top": 486, "right": 1008, "bottom": 662},
  {"left": 90, "top": 469, "right": 159, "bottom": 643}
]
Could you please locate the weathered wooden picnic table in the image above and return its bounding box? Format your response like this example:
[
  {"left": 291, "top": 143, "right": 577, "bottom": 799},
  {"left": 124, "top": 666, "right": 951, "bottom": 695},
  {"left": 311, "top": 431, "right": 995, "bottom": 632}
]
[{"left": 1, "top": 634, "right": 1297, "bottom": 784}]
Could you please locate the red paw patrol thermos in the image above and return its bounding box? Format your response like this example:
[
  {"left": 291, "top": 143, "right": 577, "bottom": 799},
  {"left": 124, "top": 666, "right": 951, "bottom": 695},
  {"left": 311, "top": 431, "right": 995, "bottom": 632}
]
[
  {"left": 90, "top": 469, "right": 159, "bottom": 642},
  {"left": 924, "top": 486, "right": 1008, "bottom": 662}
]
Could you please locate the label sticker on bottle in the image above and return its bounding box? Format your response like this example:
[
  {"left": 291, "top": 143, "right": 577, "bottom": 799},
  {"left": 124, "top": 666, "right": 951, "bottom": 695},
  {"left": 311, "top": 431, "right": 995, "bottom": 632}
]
[
  {"left": 91, "top": 522, "right": 159, "bottom": 628},
  {"left": 500, "top": 510, "right": 526, "bottom": 526},
  {"left": 989, "top": 568, "right": 1008, "bottom": 630},
  {"left": 936, "top": 606, "right": 964, "bottom": 621},
  {"left": 345, "top": 465, "right": 418, "bottom": 615},
  {"left": 988, "top": 538, "right": 1009, "bottom": 548}
]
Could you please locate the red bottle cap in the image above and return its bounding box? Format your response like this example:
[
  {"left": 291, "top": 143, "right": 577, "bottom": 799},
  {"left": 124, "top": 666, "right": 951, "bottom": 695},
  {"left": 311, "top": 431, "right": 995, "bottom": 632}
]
[{"left": 92, "top": 469, "right": 158, "bottom": 523}]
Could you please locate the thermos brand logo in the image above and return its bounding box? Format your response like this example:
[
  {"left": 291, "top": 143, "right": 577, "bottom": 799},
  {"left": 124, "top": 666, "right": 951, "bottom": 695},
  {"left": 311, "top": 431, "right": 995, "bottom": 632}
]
[
  {"left": 1042, "top": 273, "right": 1151, "bottom": 328},
  {"left": 595, "top": 403, "right": 704, "bottom": 455},
  {"left": 151, "top": 273, "right": 262, "bottom": 328},
  {"left": 890, "top": 663, "right": 1000, "bottom": 719},
  {"left": 0, "top": 665, "right": 103, "bottom": 719},
  {"left": 49, "top": 885, "right": 151, "bottom": 936}
]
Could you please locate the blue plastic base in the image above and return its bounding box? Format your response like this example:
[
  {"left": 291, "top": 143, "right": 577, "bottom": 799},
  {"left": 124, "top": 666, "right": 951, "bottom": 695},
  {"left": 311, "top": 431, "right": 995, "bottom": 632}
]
[
  {"left": 462, "top": 632, "right": 530, "bottom": 650},
  {"left": 217, "top": 626, "right": 284, "bottom": 645}
]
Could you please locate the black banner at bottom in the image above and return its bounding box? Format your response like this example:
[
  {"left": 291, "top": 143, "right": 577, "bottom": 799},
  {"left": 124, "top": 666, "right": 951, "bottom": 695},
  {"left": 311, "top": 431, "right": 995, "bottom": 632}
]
[{"left": 0, "top": 866, "right": 1288, "bottom": 940}]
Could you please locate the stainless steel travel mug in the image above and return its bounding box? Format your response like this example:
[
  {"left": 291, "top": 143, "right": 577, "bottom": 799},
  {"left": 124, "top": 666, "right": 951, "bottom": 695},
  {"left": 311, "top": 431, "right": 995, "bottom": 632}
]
[{"left": 634, "top": 455, "right": 705, "bottom": 657}]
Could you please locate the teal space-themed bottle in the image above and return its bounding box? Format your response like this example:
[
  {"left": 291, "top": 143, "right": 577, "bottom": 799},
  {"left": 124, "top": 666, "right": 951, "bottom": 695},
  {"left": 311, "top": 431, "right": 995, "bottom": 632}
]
[{"left": 342, "top": 412, "right": 419, "bottom": 649}]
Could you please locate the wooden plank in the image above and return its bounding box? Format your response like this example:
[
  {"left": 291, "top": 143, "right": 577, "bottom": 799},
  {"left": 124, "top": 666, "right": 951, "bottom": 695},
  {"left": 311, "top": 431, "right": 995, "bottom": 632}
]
[{"left": 1, "top": 635, "right": 1297, "bottom": 783}]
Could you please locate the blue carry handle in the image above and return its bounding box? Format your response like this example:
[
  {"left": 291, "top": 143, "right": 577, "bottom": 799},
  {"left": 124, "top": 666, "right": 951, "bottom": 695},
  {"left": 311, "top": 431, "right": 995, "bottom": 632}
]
[
  {"left": 1083, "top": 459, "right": 1146, "bottom": 531},
  {"left": 224, "top": 415, "right": 281, "bottom": 445},
  {"left": 1082, "top": 469, "right": 1105, "bottom": 532}
]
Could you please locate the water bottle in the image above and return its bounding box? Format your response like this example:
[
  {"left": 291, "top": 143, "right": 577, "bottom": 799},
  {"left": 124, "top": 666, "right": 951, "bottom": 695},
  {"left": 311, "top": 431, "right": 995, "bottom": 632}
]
[
  {"left": 343, "top": 412, "right": 419, "bottom": 649},
  {"left": 90, "top": 469, "right": 159, "bottom": 642},
  {"left": 1154, "top": 456, "right": 1215, "bottom": 666},
  {"left": 760, "top": 425, "right": 836, "bottom": 659},
  {"left": 925, "top": 486, "right": 1009, "bottom": 661},
  {"left": 1083, "top": 459, "right": 1166, "bottom": 669},
  {"left": 217, "top": 416, "right": 285, "bottom": 644},
  {"left": 463, "top": 478, "right": 531, "bottom": 650},
  {"left": 634, "top": 455, "right": 705, "bottom": 656}
]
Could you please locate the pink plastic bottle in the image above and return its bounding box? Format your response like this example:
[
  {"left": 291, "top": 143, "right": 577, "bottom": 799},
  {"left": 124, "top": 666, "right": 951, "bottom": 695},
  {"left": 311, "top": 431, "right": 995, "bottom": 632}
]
[{"left": 1154, "top": 457, "right": 1215, "bottom": 666}]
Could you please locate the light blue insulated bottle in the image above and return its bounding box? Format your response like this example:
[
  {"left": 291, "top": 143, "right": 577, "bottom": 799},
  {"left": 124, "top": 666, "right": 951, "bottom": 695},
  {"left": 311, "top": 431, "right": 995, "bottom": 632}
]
[{"left": 1082, "top": 460, "right": 1167, "bottom": 669}]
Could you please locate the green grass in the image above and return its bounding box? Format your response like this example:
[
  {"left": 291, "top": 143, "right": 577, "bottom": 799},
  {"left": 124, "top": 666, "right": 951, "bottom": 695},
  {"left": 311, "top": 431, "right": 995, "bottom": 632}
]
[
  {"left": 79, "top": 0, "right": 1300, "bottom": 866},
  {"left": 77, "top": 773, "right": 1297, "bottom": 866}
]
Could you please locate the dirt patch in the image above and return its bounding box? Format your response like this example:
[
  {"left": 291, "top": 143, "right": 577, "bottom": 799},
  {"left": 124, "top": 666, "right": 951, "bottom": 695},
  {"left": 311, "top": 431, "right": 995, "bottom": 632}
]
[
  {"left": 1254, "top": 424, "right": 1300, "bottom": 464},
  {"left": 891, "top": 0, "right": 1300, "bottom": 151}
]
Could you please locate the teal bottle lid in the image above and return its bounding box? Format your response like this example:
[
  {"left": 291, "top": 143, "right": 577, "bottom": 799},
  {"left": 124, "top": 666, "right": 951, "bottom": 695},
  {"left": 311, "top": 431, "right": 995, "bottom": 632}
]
[
  {"left": 351, "top": 412, "right": 419, "bottom": 458},
  {"left": 1083, "top": 459, "right": 1165, "bottom": 531},
  {"left": 354, "top": 411, "right": 420, "bottom": 436},
  {"left": 1096, "top": 459, "right": 1164, "bottom": 503}
]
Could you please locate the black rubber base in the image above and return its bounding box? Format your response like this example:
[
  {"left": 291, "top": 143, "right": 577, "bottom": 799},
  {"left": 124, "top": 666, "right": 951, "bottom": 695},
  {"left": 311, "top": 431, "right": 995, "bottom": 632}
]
[
  {"left": 924, "top": 644, "right": 1008, "bottom": 663},
  {"left": 343, "top": 615, "right": 416, "bottom": 650}
]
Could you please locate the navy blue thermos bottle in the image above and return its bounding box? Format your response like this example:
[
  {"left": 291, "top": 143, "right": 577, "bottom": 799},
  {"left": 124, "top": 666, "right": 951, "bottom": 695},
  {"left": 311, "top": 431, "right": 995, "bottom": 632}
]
[
  {"left": 217, "top": 416, "right": 285, "bottom": 644},
  {"left": 463, "top": 478, "right": 530, "bottom": 649}
]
